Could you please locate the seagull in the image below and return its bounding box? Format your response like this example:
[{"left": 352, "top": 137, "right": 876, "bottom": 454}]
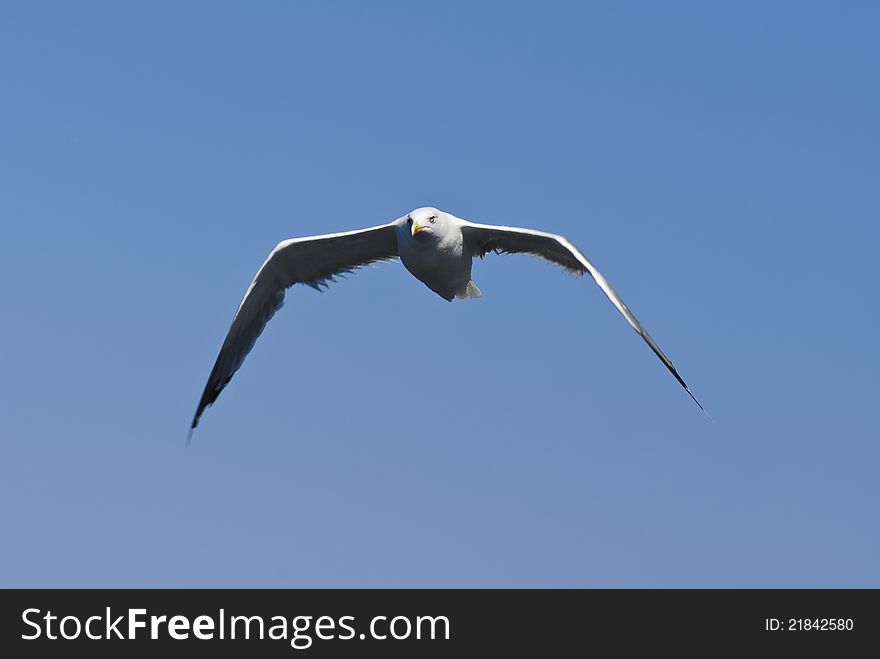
[{"left": 189, "top": 207, "right": 707, "bottom": 441}]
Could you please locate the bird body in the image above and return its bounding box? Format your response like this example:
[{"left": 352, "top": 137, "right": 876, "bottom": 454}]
[
  {"left": 189, "top": 206, "right": 707, "bottom": 440},
  {"left": 396, "top": 208, "right": 475, "bottom": 300}
]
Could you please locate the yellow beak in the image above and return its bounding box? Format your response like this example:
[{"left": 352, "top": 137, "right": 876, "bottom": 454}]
[{"left": 411, "top": 221, "right": 426, "bottom": 236}]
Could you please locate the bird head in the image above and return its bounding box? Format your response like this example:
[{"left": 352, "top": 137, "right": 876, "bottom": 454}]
[{"left": 405, "top": 207, "right": 446, "bottom": 239}]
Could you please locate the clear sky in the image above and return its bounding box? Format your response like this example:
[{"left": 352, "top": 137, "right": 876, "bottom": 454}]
[{"left": 1, "top": 1, "right": 877, "bottom": 587}]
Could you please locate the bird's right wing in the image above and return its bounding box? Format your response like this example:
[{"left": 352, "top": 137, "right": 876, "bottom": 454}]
[{"left": 190, "top": 221, "right": 400, "bottom": 436}]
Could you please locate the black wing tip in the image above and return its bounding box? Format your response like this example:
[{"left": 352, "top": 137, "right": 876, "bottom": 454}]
[
  {"left": 187, "top": 377, "right": 226, "bottom": 446},
  {"left": 187, "top": 412, "right": 201, "bottom": 447},
  {"left": 670, "top": 370, "right": 712, "bottom": 421},
  {"left": 684, "top": 386, "right": 713, "bottom": 421},
  {"left": 636, "top": 329, "right": 711, "bottom": 421},
  {"left": 187, "top": 396, "right": 213, "bottom": 446}
]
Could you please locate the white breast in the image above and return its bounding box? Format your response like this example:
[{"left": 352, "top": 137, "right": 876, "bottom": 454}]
[{"left": 397, "top": 231, "right": 472, "bottom": 301}]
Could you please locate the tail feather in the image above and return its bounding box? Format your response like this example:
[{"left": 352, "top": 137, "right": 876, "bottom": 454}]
[{"left": 456, "top": 280, "right": 482, "bottom": 299}]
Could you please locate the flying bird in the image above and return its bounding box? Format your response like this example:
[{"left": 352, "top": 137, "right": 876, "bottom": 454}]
[{"left": 189, "top": 207, "right": 707, "bottom": 441}]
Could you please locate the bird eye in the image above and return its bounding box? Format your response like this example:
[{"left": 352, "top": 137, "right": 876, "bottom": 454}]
[{"left": 428, "top": 215, "right": 437, "bottom": 223}]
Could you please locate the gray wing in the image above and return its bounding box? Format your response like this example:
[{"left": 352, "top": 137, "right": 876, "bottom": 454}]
[
  {"left": 460, "top": 221, "right": 708, "bottom": 416},
  {"left": 190, "top": 222, "right": 400, "bottom": 437}
]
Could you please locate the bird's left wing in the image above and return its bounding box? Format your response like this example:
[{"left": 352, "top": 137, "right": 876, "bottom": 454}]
[
  {"left": 190, "top": 221, "right": 400, "bottom": 437},
  {"left": 460, "top": 221, "right": 708, "bottom": 416}
]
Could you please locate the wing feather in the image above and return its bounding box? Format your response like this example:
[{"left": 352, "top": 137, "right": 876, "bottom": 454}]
[
  {"left": 460, "top": 222, "right": 708, "bottom": 416},
  {"left": 189, "top": 222, "right": 400, "bottom": 437}
]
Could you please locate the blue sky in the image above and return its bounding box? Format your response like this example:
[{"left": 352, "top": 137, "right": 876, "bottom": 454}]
[{"left": 1, "top": 1, "right": 877, "bottom": 587}]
